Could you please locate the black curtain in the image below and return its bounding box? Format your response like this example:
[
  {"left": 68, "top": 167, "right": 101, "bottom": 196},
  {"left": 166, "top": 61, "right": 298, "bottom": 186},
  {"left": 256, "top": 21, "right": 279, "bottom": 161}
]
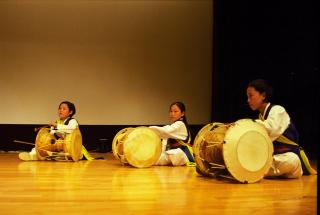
[{"left": 212, "top": 1, "right": 318, "bottom": 159}]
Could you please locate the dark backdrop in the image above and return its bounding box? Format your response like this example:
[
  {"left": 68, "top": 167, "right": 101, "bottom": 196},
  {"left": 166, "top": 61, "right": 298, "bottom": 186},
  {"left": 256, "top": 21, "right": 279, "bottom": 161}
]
[{"left": 212, "top": 1, "right": 318, "bottom": 159}]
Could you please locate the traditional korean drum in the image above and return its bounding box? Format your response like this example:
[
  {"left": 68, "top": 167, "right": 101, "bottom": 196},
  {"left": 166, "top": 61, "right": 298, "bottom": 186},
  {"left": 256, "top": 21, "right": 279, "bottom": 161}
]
[
  {"left": 35, "top": 127, "right": 83, "bottom": 161},
  {"left": 112, "top": 127, "right": 162, "bottom": 168},
  {"left": 193, "top": 119, "right": 273, "bottom": 183}
]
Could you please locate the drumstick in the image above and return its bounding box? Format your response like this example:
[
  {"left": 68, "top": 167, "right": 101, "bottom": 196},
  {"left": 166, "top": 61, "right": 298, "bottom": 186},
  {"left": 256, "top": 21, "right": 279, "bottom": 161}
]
[
  {"left": 34, "top": 125, "right": 50, "bottom": 132},
  {"left": 35, "top": 126, "right": 76, "bottom": 133},
  {"left": 13, "top": 140, "right": 35, "bottom": 146}
]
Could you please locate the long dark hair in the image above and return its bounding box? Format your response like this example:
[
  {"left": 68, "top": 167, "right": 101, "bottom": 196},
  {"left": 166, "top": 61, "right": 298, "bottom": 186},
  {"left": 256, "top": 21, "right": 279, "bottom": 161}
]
[
  {"left": 169, "top": 101, "right": 191, "bottom": 142},
  {"left": 169, "top": 101, "right": 188, "bottom": 125},
  {"left": 59, "top": 101, "right": 76, "bottom": 118},
  {"left": 248, "top": 79, "right": 273, "bottom": 103}
]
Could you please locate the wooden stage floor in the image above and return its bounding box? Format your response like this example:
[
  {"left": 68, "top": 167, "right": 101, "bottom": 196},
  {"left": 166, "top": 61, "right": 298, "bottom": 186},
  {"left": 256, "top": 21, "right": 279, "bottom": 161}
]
[{"left": 0, "top": 152, "right": 317, "bottom": 215}]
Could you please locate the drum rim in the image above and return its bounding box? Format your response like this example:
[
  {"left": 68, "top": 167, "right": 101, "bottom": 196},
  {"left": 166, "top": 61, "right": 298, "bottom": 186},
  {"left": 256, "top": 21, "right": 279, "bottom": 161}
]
[
  {"left": 192, "top": 122, "right": 226, "bottom": 177},
  {"left": 112, "top": 127, "right": 134, "bottom": 163},
  {"left": 66, "top": 128, "right": 83, "bottom": 162},
  {"left": 35, "top": 128, "right": 53, "bottom": 160}
]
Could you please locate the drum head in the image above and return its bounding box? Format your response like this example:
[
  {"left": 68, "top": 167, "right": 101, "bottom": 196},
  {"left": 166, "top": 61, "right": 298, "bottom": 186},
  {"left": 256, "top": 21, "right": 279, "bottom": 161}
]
[
  {"left": 193, "top": 122, "right": 226, "bottom": 177},
  {"left": 223, "top": 119, "right": 273, "bottom": 183},
  {"left": 123, "top": 127, "right": 162, "bottom": 168},
  {"left": 65, "top": 128, "right": 83, "bottom": 162}
]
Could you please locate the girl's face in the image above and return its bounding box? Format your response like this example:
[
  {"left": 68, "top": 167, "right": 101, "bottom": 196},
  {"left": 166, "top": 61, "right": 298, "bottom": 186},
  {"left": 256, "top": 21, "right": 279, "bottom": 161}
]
[
  {"left": 246, "top": 86, "right": 266, "bottom": 111},
  {"left": 169, "top": 104, "right": 184, "bottom": 123},
  {"left": 58, "top": 103, "right": 73, "bottom": 120}
]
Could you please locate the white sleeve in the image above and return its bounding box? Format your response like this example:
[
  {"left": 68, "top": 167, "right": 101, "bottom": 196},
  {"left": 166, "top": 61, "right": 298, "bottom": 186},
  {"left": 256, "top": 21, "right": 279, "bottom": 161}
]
[
  {"left": 149, "top": 121, "right": 188, "bottom": 140},
  {"left": 56, "top": 119, "right": 79, "bottom": 133},
  {"left": 255, "top": 105, "right": 290, "bottom": 141}
]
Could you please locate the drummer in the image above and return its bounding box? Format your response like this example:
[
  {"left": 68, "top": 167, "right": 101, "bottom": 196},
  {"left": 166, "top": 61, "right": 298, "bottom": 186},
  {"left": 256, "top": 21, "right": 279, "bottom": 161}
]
[
  {"left": 149, "top": 101, "right": 194, "bottom": 166},
  {"left": 246, "top": 79, "right": 316, "bottom": 178},
  {"left": 18, "top": 101, "right": 93, "bottom": 161}
]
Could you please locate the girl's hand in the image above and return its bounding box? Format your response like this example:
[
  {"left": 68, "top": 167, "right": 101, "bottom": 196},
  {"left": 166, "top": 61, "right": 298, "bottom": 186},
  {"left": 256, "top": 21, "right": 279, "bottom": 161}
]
[
  {"left": 50, "top": 121, "right": 57, "bottom": 128},
  {"left": 225, "top": 122, "right": 235, "bottom": 129}
]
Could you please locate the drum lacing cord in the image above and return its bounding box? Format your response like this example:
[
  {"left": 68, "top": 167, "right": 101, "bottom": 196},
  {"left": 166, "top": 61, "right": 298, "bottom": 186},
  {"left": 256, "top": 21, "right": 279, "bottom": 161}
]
[
  {"left": 200, "top": 134, "right": 224, "bottom": 144},
  {"left": 37, "top": 139, "right": 72, "bottom": 161},
  {"left": 203, "top": 165, "right": 231, "bottom": 180},
  {"left": 198, "top": 139, "right": 226, "bottom": 170},
  {"left": 205, "top": 141, "right": 224, "bottom": 145},
  {"left": 197, "top": 154, "right": 226, "bottom": 170},
  {"left": 40, "top": 149, "right": 71, "bottom": 161},
  {"left": 218, "top": 174, "right": 239, "bottom": 182},
  {"left": 209, "top": 163, "right": 226, "bottom": 169}
]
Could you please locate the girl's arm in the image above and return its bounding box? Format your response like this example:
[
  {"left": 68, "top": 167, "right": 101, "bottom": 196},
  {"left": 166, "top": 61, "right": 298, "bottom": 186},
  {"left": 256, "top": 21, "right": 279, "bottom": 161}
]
[
  {"left": 56, "top": 119, "right": 79, "bottom": 133},
  {"left": 149, "top": 121, "right": 188, "bottom": 140},
  {"left": 255, "top": 105, "right": 290, "bottom": 141}
]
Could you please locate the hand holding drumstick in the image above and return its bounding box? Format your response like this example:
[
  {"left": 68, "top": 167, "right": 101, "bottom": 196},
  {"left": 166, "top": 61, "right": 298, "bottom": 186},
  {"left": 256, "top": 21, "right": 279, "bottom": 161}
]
[{"left": 49, "top": 121, "right": 57, "bottom": 129}]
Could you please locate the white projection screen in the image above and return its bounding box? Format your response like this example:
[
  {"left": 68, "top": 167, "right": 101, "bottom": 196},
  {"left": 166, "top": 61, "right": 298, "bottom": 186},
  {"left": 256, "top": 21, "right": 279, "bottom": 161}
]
[{"left": 0, "top": 0, "right": 213, "bottom": 125}]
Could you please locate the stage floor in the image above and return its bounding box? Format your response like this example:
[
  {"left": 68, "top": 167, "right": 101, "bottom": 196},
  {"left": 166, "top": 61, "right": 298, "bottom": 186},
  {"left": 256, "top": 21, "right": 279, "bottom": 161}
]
[{"left": 0, "top": 152, "right": 317, "bottom": 215}]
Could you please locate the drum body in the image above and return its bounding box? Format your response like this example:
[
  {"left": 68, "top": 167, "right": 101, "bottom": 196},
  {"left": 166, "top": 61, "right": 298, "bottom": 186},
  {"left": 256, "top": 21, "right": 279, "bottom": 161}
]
[
  {"left": 112, "top": 127, "right": 162, "bottom": 168},
  {"left": 193, "top": 119, "right": 273, "bottom": 183},
  {"left": 35, "top": 128, "right": 83, "bottom": 161}
]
